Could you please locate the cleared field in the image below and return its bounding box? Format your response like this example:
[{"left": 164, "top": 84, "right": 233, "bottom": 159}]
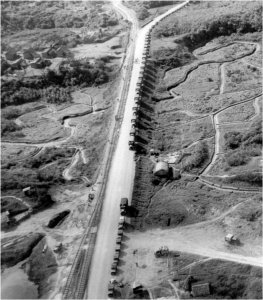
[
  {"left": 224, "top": 60, "right": 262, "bottom": 93},
  {"left": 1, "top": 144, "right": 39, "bottom": 163},
  {"left": 20, "top": 117, "right": 70, "bottom": 142},
  {"left": 69, "top": 35, "right": 124, "bottom": 60}
]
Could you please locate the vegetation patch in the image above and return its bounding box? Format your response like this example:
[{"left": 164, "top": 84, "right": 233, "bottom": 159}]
[
  {"left": 224, "top": 60, "right": 262, "bottom": 93},
  {"left": 153, "top": 1, "right": 262, "bottom": 50},
  {"left": 181, "top": 141, "right": 209, "bottom": 172}
]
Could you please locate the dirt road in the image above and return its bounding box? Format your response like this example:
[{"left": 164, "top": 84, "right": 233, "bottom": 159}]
[
  {"left": 126, "top": 227, "right": 263, "bottom": 268},
  {"left": 86, "top": 1, "right": 189, "bottom": 299}
]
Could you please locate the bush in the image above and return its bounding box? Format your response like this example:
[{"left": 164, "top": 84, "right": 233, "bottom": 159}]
[
  {"left": 225, "top": 150, "right": 250, "bottom": 166},
  {"left": 224, "top": 131, "right": 243, "bottom": 149}
]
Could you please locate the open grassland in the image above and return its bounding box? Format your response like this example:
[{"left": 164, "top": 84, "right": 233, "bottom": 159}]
[{"left": 1, "top": 144, "right": 39, "bottom": 163}]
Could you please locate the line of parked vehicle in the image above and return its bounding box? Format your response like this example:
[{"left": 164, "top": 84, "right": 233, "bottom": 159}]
[
  {"left": 129, "top": 29, "right": 152, "bottom": 152},
  {"left": 108, "top": 198, "right": 128, "bottom": 297}
]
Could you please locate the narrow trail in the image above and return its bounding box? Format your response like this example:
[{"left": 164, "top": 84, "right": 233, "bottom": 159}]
[
  {"left": 219, "top": 63, "right": 226, "bottom": 94},
  {"left": 168, "top": 280, "right": 180, "bottom": 300},
  {"left": 63, "top": 150, "right": 80, "bottom": 181},
  {"left": 1, "top": 195, "right": 32, "bottom": 212}
]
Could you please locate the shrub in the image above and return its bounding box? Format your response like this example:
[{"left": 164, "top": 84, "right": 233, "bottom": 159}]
[
  {"left": 225, "top": 150, "right": 250, "bottom": 166},
  {"left": 224, "top": 131, "right": 243, "bottom": 149},
  {"left": 183, "top": 141, "right": 209, "bottom": 171}
]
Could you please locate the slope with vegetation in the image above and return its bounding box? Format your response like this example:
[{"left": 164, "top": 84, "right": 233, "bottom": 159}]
[{"left": 128, "top": 6, "right": 262, "bottom": 299}]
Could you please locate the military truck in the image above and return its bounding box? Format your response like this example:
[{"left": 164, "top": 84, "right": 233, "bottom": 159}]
[{"left": 120, "top": 198, "right": 128, "bottom": 215}]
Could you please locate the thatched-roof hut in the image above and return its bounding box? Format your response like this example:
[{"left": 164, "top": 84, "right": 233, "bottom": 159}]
[{"left": 153, "top": 161, "right": 169, "bottom": 176}]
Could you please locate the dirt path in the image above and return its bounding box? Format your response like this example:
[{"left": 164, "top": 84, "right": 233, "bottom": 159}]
[
  {"left": 219, "top": 63, "right": 226, "bottom": 94},
  {"left": 63, "top": 150, "right": 79, "bottom": 181}
]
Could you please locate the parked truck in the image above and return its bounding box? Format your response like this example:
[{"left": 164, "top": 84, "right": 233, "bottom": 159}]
[{"left": 120, "top": 197, "right": 128, "bottom": 215}]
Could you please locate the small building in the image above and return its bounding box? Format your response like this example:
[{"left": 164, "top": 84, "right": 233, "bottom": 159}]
[
  {"left": 5, "top": 48, "right": 20, "bottom": 61},
  {"left": 191, "top": 283, "right": 210, "bottom": 297},
  {"left": 153, "top": 161, "right": 169, "bottom": 177}
]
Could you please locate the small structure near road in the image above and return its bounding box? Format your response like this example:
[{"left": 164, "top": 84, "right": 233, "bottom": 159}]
[
  {"left": 191, "top": 283, "right": 210, "bottom": 297},
  {"left": 225, "top": 233, "right": 239, "bottom": 244},
  {"left": 153, "top": 161, "right": 169, "bottom": 177}
]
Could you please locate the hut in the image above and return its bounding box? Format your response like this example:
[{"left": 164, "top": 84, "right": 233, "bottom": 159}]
[
  {"left": 191, "top": 283, "right": 210, "bottom": 297},
  {"left": 153, "top": 161, "right": 169, "bottom": 177}
]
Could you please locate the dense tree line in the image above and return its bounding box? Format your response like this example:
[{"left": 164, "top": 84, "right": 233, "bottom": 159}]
[
  {"left": 1, "top": 59, "right": 110, "bottom": 108},
  {"left": 156, "top": 5, "right": 262, "bottom": 50}
]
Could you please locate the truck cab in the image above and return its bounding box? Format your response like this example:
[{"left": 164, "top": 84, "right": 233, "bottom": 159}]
[{"left": 120, "top": 197, "right": 128, "bottom": 215}]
